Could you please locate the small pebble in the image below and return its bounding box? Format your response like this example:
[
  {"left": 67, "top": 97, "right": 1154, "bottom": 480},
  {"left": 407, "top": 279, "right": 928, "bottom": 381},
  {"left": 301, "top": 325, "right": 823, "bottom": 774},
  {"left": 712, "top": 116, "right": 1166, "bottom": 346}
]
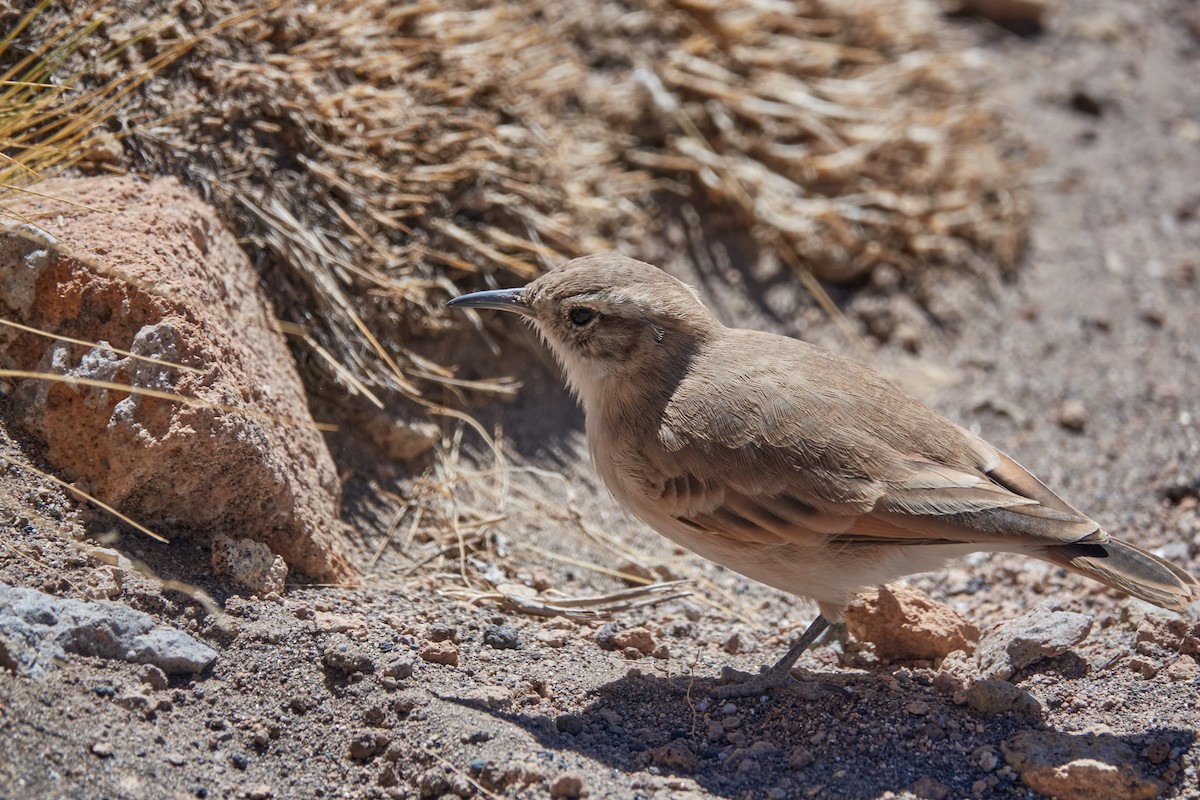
[
  {"left": 1166, "top": 656, "right": 1199, "bottom": 681},
  {"left": 1057, "top": 399, "right": 1088, "bottom": 432},
  {"left": 362, "top": 705, "right": 387, "bottom": 727},
  {"left": 788, "top": 747, "right": 814, "bottom": 770},
  {"left": 250, "top": 724, "right": 271, "bottom": 746},
  {"left": 906, "top": 699, "right": 931, "bottom": 715},
  {"left": 555, "top": 713, "right": 585, "bottom": 736},
  {"left": 911, "top": 775, "right": 952, "bottom": 800},
  {"left": 1127, "top": 656, "right": 1160, "bottom": 678},
  {"left": 973, "top": 746, "right": 999, "bottom": 772},
  {"left": 612, "top": 626, "right": 656, "bottom": 655},
  {"left": 549, "top": 772, "right": 585, "bottom": 799},
  {"left": 419, "top": 640, "right": 459, "bottom": 666},
  {"left": 1146, "top": 739, "right": 1171, "bottom": 765},
  {"left": 483, "top": 624, "right": 520, "bottom": 650},
  {"left": 597, "top": 708, "right": 622, "bottom": 726},
  {"left": 594, "top": 622, "right": 621, "bottom": 651},
  {"left": 139, "top": 664, "right": 169, "bottom": 691},
  {"left": 964, "top": 679, "right": 1041, "bottom": 715},
  {"left": 975, "top": 603, "right": 1092, "bottom": 680},
  {"left": 649, "top": 740, "right": 698, "bottom": 773},
  {"left": 348, "top": 731, "right": 389, "bottom": 760},
  {"left": 322, "top": 642, "right": 374, "bottom": 673},
  {"left": 380, "top": 655, "right": 414, "bottom": 680},
  {"left": 428, "top": 624, "right": 458, "bottom": 643},
  {"left": 536, "top": 629, "right": 568, "bottom": 648}
]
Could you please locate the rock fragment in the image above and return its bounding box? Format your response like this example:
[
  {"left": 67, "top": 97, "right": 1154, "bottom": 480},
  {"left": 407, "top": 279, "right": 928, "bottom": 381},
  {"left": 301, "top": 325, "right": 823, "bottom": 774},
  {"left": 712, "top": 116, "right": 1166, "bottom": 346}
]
[
  {"left": 1166, "top": 656, "right": 1198, "bottom": 681},
  {"left": 1057, "top": 399, "right": 1088, "bottom": 432},
  {"left": 211, "top": 535, "right": 287, "bottom": 596},
  {"left": 322, "top": 642, "right": 375, "bottom": 674},
  {"left": 139, "top": 664, "right": 169, "bottom": 691},
  {"left": 910, "top": 776, "right": 952, "bottom": 800},
  {"left": 549, "top": 772, "right": 585, "bottom": 799},
  {"left": 1002, "top": 730, "right": 1164, "bottom": 800},
  {"left": 976, "top": 601, "right": 1092, "bottom": 679},
  {"left": 380, "top": 655, "right": 414, "bottom": 683},
  {"left": 0, "top": 583, "right": 216, "bottom": 678},
  {"left": 0, "top": 176, "right": 351, "bottom": 582},
  {"left": 844, "top": 583, "right": 980, "bottom": 662},
  {"left": 482, "top": 624, "right": 520, "bottom": 650},
  {"left": 347, "top": 731, "right": 389, "bottom": 761},
  {"left": 721, "top": 632, "right": 747, "bottom": 655},
  {"left": 649, "top": 740, "right": 697, "bottom": 773},
  {"left": 419, "top": 640, "right": 459, "bottom": 666},
  {"left": 612, "top": 626, "right": 656, "bottom": 656},
  {"left": 963, "top": 679, "right": 1042, "bottom": 715}
]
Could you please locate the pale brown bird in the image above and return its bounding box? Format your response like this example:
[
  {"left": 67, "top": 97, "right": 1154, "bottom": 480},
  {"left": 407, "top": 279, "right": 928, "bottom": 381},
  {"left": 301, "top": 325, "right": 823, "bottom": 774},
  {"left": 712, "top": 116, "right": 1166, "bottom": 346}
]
[{"left": 449, "top": 253, "right": 1199, "bottom": 698}]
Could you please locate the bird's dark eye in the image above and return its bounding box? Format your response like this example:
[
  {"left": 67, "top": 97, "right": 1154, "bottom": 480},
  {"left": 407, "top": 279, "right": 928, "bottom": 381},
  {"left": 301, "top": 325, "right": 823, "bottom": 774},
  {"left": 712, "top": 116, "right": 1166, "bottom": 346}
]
[{"left": 568, "top": 307, "right": 596, "bottom": 327}]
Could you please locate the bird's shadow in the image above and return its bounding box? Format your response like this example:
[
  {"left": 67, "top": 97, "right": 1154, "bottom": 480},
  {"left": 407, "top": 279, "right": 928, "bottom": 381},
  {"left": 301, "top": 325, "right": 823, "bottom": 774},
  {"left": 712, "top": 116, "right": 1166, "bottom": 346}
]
[{"left": 441, "top": 667, "right": 1193, "bottom": 799}]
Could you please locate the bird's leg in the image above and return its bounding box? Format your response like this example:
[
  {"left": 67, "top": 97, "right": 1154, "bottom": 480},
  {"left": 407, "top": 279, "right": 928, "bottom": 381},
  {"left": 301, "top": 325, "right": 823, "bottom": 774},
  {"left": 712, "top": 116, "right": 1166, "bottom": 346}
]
[{"left": 712, "top": 615, "right": 839, "bottom": 700}]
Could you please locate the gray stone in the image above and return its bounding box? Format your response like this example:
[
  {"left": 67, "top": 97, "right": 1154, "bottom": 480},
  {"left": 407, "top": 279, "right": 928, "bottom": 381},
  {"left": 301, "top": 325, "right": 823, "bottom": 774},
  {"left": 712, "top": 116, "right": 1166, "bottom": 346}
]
[
  {"left": 964, "top": 679, "right": 1042, "bottom": 715},
  {"left": 322, "top": 641, "right": 374, "bottom": 673},
  {"left": 976, "top": 601, "right": 1092, "bottom": 680},
  {"left": 483, "top": 624, "right": 521, "bottom": 650},
  {"left": 0, "top": 583, "right": 217, "bottom": 679}
]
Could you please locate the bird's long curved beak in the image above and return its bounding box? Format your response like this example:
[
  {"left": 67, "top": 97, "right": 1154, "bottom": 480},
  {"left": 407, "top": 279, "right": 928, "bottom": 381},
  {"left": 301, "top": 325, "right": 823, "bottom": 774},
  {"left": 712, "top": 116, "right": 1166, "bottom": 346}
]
[{"left": 447, "top": 287, "right": 532, "bottom": 316}]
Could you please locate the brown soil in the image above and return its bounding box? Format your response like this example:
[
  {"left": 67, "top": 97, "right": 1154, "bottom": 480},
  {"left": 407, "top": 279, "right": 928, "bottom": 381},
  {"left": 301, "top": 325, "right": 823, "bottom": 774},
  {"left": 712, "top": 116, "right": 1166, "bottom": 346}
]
[{"left": 3, "top": 1, "right": 1200, "bottom": 799}]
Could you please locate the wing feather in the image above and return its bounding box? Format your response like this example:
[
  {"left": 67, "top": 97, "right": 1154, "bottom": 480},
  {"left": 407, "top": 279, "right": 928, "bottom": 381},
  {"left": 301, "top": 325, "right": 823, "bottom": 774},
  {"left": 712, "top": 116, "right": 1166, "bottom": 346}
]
[{"left": 640, "top": 333, "right": 1103, "bottom": 551}]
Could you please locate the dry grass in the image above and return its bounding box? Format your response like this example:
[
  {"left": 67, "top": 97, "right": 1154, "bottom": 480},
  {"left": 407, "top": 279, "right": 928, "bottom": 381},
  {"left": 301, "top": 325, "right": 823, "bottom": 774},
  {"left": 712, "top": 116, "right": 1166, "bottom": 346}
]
[
  {"left": 0, "top": 2, "right": 260, "bottom": 217},
  {"left": 376, "top": 435, "right": 771, "bottom": 625},
  {"left": 15, "top": 0, "right": 1027, "bottom": 403}
]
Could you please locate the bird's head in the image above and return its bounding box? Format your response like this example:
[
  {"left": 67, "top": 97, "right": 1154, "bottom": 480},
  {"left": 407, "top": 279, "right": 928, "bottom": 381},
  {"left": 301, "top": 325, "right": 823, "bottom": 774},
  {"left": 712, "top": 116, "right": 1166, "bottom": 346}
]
[{"left": 449, "top": 254, "right": 718, "bottom": 402}]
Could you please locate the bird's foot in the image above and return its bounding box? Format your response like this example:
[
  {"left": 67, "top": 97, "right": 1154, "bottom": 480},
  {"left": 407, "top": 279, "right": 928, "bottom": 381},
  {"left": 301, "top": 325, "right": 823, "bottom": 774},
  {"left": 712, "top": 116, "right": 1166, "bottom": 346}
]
[{"left": 710, "top": 665, "right": 846, "bottom": 701}]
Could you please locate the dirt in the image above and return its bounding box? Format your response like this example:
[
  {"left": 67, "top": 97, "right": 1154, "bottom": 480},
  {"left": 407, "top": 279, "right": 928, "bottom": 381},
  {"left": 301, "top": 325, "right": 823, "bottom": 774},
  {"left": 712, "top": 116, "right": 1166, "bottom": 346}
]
[{"left": 3, "top": 1, "right": 1200, "bottom": 799}]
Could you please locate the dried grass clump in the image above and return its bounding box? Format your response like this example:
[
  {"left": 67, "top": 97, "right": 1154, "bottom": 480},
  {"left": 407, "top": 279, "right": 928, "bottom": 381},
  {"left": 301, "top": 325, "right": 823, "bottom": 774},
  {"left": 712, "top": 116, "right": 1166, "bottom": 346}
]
[
  {"left": 627, "top": 0, "right": 1027, "bottom": 281},
  {"left": 373, "top": 431, "right": 762, "bottom": 623},
  {"left": 0, "top": 2, "right": 255, "bottom": 218},
  {"left": 0, "top": 2, "right": 136, "bottom": 216},
  {"left": 19, "top": 0, "right": 1026, "bottom": 401}
]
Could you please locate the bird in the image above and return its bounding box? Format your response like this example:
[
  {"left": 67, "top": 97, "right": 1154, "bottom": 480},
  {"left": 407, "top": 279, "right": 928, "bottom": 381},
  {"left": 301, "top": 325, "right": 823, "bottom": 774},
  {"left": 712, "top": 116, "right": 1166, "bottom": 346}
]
[{"left": 448, "top": 253, "right": 1199, "bottom": 699}]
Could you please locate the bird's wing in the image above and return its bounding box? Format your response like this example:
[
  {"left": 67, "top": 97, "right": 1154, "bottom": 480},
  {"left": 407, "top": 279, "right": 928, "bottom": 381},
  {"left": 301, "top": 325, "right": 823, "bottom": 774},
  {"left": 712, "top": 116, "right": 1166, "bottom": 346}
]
[
  {"left": 645, "top": 337, "right": 1102, "bottom": 549},
  {"left": 651, "top": 452, "right": 1100, "bottom": 548}
]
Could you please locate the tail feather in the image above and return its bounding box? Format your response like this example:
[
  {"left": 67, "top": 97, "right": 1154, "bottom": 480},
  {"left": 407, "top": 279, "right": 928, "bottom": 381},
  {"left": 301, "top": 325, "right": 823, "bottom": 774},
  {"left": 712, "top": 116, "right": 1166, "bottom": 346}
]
[{"left": 1044, "top": 538, "right": 1199, "bottom": 613}]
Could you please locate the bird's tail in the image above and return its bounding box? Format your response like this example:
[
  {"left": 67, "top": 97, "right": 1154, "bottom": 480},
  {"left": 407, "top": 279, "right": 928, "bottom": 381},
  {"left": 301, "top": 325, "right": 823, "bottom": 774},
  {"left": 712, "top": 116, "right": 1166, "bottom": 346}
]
[{"left": 1043, "top": 538, "right": 1199, "bottom": 612}]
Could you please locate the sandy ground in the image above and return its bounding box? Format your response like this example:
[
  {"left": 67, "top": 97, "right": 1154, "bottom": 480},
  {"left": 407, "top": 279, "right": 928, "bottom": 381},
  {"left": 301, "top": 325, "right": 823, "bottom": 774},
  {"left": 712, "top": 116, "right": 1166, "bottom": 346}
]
[{"left": 3, "top": 1, "right": 1200, "bottom": 798}]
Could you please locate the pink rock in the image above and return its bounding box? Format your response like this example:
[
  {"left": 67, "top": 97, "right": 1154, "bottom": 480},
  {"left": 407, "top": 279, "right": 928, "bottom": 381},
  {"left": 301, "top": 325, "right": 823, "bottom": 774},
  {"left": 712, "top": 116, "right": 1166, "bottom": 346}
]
[
  {"left": 845, "top": 583, "right": 980, "bottom": 662},
  {"left": 0, "top": 176, "right": 351, "bottom": 583},
  {"left": 1002, "top": 730, "right": 1164, "bottom": 800}
]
